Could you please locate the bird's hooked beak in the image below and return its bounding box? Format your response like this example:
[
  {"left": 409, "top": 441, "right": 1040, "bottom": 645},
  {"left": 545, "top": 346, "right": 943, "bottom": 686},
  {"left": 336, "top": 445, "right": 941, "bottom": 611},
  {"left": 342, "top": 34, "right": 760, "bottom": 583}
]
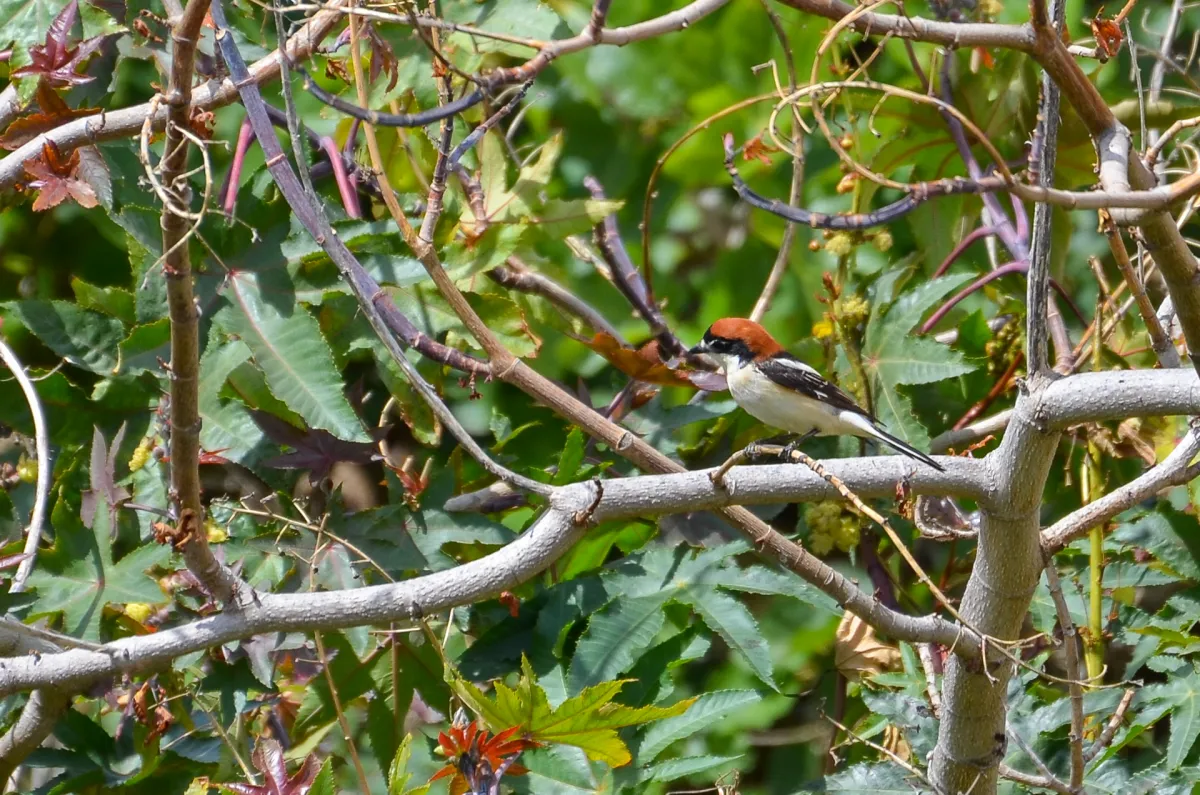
[{"left": 687, "top": 339, "right": 710, "bottom": 358}]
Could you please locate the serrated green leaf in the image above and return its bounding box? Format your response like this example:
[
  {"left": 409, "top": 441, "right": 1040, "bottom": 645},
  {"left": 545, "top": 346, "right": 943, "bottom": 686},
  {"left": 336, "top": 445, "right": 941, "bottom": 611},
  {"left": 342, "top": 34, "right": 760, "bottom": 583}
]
[
  {"left": 197, "top": 335, "right": 264, "bottom": 462},
  {"left": 641, "top": 754, "right": 741, "bottom": 783},
  {"left": 217, "top": 272, "right": 368, "bottom": 442},
  {"left": 5, "top": 300, "right": 125, "bottom": 375},
  {"left": 701, "top": 565, "right": 839, "bottom": 612},
  {"left": 117, "top": 319, "right": 170, "bottom": 375},
  {"left": 568, "top": 593, "right": 669, "bottom": 694},
  {"left": 71, "top": 279, "right": 135, "bottom": 325},
  {"left": 638, "top": 690, "right": 759, "bottom": 762},
  {"left": 387, "top": 734, "right": 430, "bottom": 795},
  {"left": 309, "top": 758, "right": 336, "bottom": 795},
  {"left": 1166, "top": 672, "right": 1200, "bottom": 770},
  {"left": 554, "top": 428, "right": 586, "bottom": 486},
  {"left": 686, "top": 589, "right": 777, "bottom": 691},
  {"left": 532, "top": 198, "right": 625, "bottom": 239},
  {"left": 870, "top": 273, "right": 974, "bottom": 337}
]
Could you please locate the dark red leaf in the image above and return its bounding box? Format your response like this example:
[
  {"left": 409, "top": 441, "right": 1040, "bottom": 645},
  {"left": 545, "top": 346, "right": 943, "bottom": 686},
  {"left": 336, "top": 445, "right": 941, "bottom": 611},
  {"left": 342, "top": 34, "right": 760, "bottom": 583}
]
[{"left": 11, "top": 0, "right": 110, "bottom": 87}]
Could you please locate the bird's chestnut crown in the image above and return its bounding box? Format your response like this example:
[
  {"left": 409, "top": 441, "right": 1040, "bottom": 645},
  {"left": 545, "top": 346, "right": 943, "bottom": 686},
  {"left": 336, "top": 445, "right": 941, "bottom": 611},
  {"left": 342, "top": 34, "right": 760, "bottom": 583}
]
[{"left": 689, "top": 318, "right": 784, "bottom": 364}]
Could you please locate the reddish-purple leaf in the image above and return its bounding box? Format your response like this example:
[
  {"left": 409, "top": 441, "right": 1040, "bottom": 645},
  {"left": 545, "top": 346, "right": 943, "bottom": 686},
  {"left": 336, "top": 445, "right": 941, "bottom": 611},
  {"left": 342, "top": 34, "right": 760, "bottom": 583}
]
[
  {"left": 11, "top": 0, "right": 110, "bottom": 87},
  {"left": 252, "top": 410, "right": 382, "bottom": 483}
]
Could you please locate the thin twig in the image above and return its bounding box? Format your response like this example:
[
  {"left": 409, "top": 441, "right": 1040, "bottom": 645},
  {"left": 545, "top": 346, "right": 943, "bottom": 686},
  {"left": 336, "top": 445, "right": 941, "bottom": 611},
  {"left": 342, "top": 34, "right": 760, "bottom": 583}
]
[
  {"left": 749, "top": 0, "right": 804, "bottom": 324},
  {"left": 209, "top": 0, "right": 545, "bottom": 495},
  {"left": 1101, "top": 211, "right": 1181, "bottom": 367},
  {"left": 1084, "top": 687, "right": 1136, "bottom": 762},
  {"left": 488, "top": 261, "right": 626, "bottom": 342},
  {"left": 160, "top": 0, "right": 243, "bottom": 604},
  {"left": 1042, "top": 558, "right": 1085, "bottom": 792},
  {"left": 1006, "top": 729, "right": 1073, "bottom": 795}
]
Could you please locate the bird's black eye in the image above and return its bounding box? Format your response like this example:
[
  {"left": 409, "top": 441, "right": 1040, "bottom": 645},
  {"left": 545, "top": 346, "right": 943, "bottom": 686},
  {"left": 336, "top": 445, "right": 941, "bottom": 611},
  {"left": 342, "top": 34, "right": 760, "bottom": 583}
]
[{"left": 703, "top": 334, "right": 751, "bottom": 361}]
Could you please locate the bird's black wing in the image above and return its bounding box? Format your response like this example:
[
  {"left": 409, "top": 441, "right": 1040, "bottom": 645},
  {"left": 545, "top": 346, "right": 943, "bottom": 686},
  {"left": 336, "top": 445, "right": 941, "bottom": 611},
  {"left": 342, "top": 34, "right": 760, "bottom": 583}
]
[{"left": 757, "top": 354, "right": 878, "bottom": 422}]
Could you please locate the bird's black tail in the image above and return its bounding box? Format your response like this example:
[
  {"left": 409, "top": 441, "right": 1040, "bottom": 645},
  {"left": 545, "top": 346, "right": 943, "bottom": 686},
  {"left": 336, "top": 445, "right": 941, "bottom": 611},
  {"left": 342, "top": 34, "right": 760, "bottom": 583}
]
[{"left": 860, "top": 423, "right": 944, "bottom": 472}]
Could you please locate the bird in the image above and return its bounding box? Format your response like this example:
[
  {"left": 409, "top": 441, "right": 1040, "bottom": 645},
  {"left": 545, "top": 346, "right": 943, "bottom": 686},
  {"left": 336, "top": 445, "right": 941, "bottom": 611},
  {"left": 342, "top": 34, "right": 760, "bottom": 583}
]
[{"left": 689, "top": 318, "right": 944, "bottom": 471}]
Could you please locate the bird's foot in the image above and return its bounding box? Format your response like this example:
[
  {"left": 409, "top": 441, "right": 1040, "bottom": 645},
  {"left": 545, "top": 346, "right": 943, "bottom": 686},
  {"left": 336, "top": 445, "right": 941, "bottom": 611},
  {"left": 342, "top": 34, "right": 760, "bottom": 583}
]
[{"left": 779, "top": 430, "right": 819, "bottom": 463}]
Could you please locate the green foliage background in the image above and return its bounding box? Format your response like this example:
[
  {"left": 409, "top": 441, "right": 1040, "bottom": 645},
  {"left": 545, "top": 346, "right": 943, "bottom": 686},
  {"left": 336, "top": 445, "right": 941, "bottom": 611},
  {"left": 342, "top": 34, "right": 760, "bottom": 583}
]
[{"left": 0, "top": 0, "right": 1198, "bottom": 792}]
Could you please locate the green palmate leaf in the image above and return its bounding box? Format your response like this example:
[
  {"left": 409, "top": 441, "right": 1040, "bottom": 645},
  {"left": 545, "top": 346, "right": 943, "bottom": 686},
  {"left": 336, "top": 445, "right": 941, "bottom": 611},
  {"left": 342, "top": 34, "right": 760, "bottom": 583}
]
[
  {"left": 216, "top": 271, "right": 369, "bottom": 443},
  {"left": 637, "top": 690, "right": 760, "bottom": 763},
  {"left": 857, "top": 273, "right": 978, "bottom": 446},
  {"left": 698, "top": 564, "right": 839, "bottom": 613},
  {"left": 6, "top": 300, "right": 125, "bottom": 375},
  {"left": 568, "top": 593, "right": 670, "bottom": 694},
  {"left": 456, "top": 657, "right": 693, "bottom": 767},
  {"left": 293, "top": 633, "right": 384, "bottom": 736},
  {"left": 688, "top": 589, "right": 776, "bottom": 691},
  {"left": 309, "top": 758, "right": 336, "bottom": 795},
  {"left": 28, "top": 431, "right": 167, "bottom": 640},
  {"left": 823, "top": 761, "right": 914, "bottom": 793},
  {"left": 455, "top": 293, "right": 541, "bottom": 358},
  {"left": 1112, "top": 510, "right": 1200, "bottom": 580}
]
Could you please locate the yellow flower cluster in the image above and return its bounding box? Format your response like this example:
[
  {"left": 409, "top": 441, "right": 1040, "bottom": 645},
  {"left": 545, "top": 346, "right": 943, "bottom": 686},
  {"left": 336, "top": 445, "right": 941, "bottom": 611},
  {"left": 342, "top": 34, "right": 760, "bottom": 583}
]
[{"left": 804, "top": 500, "right": 862, "bottom": 556}]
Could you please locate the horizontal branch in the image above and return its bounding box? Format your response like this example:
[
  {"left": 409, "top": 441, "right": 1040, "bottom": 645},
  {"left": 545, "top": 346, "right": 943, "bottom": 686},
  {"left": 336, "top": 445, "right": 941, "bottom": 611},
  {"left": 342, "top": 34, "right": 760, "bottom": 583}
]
[
  {"left": 300, "top": 66, "right": 485, "bottom": 127},
  {"left": 0, "top": 500, "right": 592, "bottom": 698},
  {"left": 775, "top": 0, "right": 1036, "bottom": 51},
  {"left": 1039, "top": 369, "right": 1200, "bottom": 428}
]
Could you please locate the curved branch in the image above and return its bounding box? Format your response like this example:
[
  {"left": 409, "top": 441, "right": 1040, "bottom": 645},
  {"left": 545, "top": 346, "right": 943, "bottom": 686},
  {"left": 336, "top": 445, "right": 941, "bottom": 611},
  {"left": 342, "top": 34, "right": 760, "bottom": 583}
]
[
  {"left": 724, "top": 132, "right": 1002, "bottom": 229},
  {"left": 299, "top": 66, "right": 485, "bottom": 128},
  {"left": 0, "top": 689, "right": 70, "bottom": 780},
  {"left": 0, "top": 504, "right": 591, "bottom": 698},
  {"left": 0, "top": 339, "right": 50, "bottom": 594}
]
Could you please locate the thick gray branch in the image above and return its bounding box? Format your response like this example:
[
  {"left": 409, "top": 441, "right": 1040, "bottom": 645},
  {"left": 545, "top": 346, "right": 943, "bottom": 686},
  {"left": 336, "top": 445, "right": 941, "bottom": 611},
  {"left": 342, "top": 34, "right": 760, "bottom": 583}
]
[{"left": 0, "top": 498, "right": 592, "bottom": 698}]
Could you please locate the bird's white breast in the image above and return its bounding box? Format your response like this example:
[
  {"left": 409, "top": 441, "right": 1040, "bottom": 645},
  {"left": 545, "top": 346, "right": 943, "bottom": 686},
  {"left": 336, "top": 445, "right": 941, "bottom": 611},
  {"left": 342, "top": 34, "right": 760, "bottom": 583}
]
[{"left": 724, "top": 359, "right": 850, "bottom": 436}]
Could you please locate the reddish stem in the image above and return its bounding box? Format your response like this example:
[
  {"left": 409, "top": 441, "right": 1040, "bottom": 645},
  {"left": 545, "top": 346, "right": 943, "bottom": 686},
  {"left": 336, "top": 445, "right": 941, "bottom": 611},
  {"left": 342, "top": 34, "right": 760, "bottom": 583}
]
[
  {"left": 921, "top": 261, "right": 1029, "bottom": 333},
  {"left": 932, "top": 226, "right": 997, "bottom": 278},
  {"left": 321, "top": 135, "right": 361, "bottom": 218},
  {"left": 223, "top": 119, "right": 255, "bottom": 215}
]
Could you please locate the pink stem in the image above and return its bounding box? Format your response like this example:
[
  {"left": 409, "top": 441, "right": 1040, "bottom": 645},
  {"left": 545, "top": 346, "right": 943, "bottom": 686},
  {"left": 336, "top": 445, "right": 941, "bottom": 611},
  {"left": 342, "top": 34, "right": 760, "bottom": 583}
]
[
  {"left": 932, "top": 226, "right": 997, "bottom": 278},
  {"left": 321, "top": 135, "right": 360, "bottom": 219},
  {"left": 920, "top": 261, "right": 1028, "bottom": 333},
  {"left": 224, "top": 119, "right": 255, "bottom": 215}
]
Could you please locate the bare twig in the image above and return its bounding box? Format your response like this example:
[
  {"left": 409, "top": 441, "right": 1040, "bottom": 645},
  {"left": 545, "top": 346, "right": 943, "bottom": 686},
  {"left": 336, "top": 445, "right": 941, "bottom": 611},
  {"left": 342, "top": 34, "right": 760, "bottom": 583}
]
[
  {"left": 1102, "top": 212, "right": 1181, "bottom": 367},
  {"left": 0, "top": 340, "right": 50, "bottom": 594},
  {"left": 488, "top": 261, "right": 626, "bottom": 342},
  {"left": 749, "top": 0, "right": 804, "bottom": 324},
  {"left": 1042, "top": 558, "right": 1085, "bottom": 792},
  {"left": 1026, "top": 0, "right": 1066, "bottom": 378},
  {"left": 584, "top": 176, "right": 686, "bottom": 357},
  {"left": 1005, "top": 728, "right": 1073, "bottom": 795},
  {"left": 210, "top": 0, "right": 542, "bottom": 495},
  {"left": 1084, "top": 688, "right": 1136, "bottom": 762},
  {"left": 160, "top": 0, "right": 243, "bottom": 604}
]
